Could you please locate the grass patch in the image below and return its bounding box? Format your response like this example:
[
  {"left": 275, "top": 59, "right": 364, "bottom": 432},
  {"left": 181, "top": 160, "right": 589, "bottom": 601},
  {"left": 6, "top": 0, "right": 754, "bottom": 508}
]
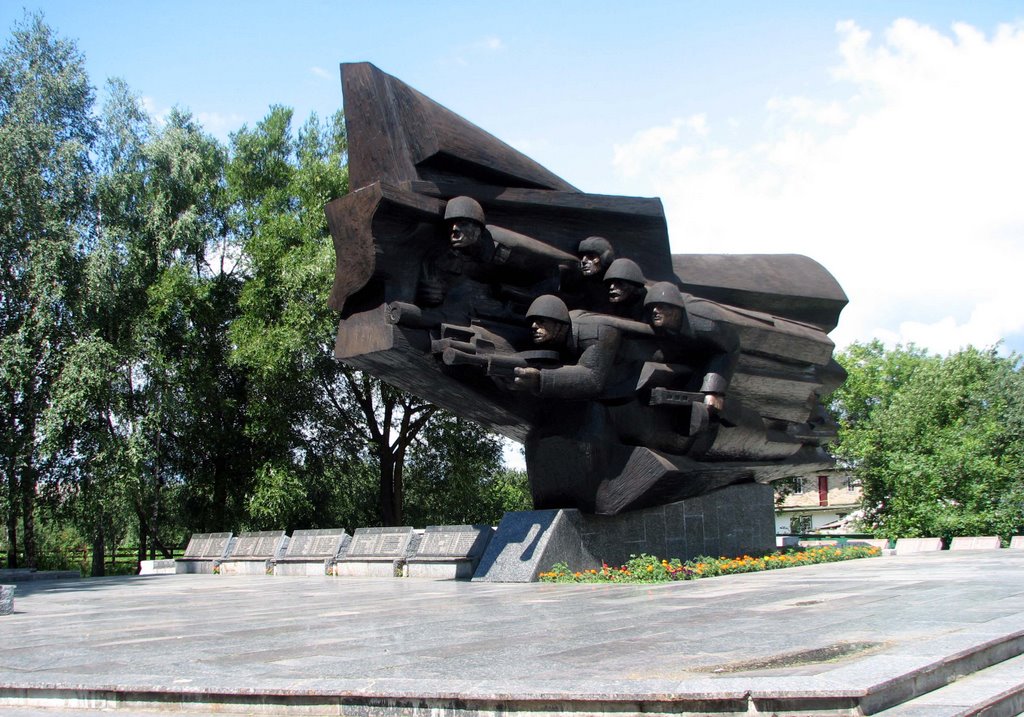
[{"left": 538, "top": 545, "right": 882, "bottom": 583}]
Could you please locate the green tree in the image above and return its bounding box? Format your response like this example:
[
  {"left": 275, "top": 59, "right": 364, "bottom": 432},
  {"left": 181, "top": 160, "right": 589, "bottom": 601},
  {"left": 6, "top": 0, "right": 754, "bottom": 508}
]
[
  {"left": 43, "top": 79, "right": 250, "bottom": 574},
  {"left": 404, "top": 415, "right": 528, "bottom": 526},
  {"left": 0, "top": 13, "right": 96, "bottom": 568},
  {"left": 228, "top": 106, "right": 511, "bottom": 529},
  {"left": 832, "top": 342, "right": 1024, "bottom": 542}
]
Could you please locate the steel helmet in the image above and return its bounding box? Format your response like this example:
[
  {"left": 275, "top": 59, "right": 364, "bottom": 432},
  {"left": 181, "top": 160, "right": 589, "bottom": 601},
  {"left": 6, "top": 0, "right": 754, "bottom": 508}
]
[
  {"left": 577, "top": 236, "right": 615, "bottom": 266},
  {"left": 526, "top": 294, "right": 570, "bottom": 324},
  {"left": 604, "top": 258, "right": 645, "bottom": 285},
  {"left": 644, "top": 281, "right": 686, "bottom": 309},
  {"left": 444, "top": 196, "right": 485, "bottom": 225}
]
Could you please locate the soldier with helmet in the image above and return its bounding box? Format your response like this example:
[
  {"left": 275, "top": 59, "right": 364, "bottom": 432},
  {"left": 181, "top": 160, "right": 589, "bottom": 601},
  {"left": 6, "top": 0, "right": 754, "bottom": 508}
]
[
  {"left": 512, "top": 295, "right": 621, "bottom": 398},
  {"left": 561, "top": 235, "right": 616, "bottom": 311},
  {"left": 643, "top": 281, "right": 739, "bottom": 411},
  {"left": 604, "top": 257, "right": 648, "bottom": 321},
  {"left": 417, "top": 196, "right": 576, "bottom": 313},
  {"left": 578, "top": 236, "right": 615, "bottom": 280}
]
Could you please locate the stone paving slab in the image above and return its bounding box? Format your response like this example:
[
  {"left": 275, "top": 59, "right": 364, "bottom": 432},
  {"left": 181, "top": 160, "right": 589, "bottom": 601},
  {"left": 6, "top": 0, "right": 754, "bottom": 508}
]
[{"left": 2, "top": 550, "right": 1024, "bottom": 714}]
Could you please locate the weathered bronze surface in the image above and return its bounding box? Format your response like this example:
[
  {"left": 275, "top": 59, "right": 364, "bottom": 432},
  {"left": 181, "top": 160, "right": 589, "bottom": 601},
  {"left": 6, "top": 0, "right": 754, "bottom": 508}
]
[{"left": 326, "top": 63, "right": 847, "bottom": 515}]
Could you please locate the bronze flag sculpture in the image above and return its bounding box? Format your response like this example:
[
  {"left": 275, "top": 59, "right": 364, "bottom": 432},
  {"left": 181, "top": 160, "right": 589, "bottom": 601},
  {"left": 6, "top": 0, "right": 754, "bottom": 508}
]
[{"left": 326, "top": 63, "right": 847, "bottom": 516}]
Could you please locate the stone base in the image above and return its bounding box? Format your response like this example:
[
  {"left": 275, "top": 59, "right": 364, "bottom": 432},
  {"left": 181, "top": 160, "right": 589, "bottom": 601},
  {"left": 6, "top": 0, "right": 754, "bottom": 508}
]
[
  {"left": 175, "top": 560, "right": 218, "bottom": 574},
  {"left": 404, "top": 558, "right": 477, "bottom": 580},
  {"left": 0, "top": 585, "right": 13, "bottom": 616},
  {"left": 473, "top": 482, "right": 775, "bottom": 582},
  {"left": 139, "top": 559, "right": 177, "bottom": 575},
  {"left": 274, "top": 560, "right": 332, "bottom": 576},
  {"left": 0, "top": 569, "right": 80, "bottom": 582},
  {"left": 334, "top": 560, "right": 402, "bottom": 577},
  {"left": 218, "top": 560, "right": 271, "bottom": 576}
]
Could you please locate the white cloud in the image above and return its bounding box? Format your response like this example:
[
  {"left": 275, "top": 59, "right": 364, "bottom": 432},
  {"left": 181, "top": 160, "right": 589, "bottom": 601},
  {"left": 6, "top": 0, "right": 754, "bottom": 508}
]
[
  {"left": 440, "top": 35, "right": 506, "bottom": 67},
  {"left": 196, "top": 111, "right": 247, "bottom": 141},
  {"left": 141, "top": 95, "right": 169, "bottom": 128},
  {"left": 140, "top": 96, "right": 245, "bottom": 143},
  {"left": 612, "top": 19, "right": 1024, "bottom": 355},
  {"left": 475, "top": 35, "right": 505, "bottom": 51},
  {"left": 310, "top": 66, "right": 332, "bottom": 80}
]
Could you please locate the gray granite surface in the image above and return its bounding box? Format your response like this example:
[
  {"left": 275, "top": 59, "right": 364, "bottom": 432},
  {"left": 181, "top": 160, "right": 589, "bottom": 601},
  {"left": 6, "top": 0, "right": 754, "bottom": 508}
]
[
  {"left": 476, "top": 486, "right": 776, "bottom": 583},
  {"left": 0, "top": 584, "right": 12, "bottom": 615},
  {"left": 1, "top": 550, "right": 1023, "bottom": 714}
]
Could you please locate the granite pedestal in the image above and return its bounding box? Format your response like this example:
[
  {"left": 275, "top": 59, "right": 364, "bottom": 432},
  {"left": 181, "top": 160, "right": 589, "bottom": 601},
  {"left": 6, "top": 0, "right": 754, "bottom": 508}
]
[
  {"left": 474, "top": 482, "right": 775, "bottom": 582},
  {"left": 0, "top": 585, "right": 12, "bottom": 616}
]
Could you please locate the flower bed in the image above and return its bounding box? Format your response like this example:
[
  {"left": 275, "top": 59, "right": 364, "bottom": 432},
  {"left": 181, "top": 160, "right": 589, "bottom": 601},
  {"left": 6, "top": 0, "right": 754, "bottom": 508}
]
[{"left": 538, "top": 545, "right": 881, "bottom": 583}]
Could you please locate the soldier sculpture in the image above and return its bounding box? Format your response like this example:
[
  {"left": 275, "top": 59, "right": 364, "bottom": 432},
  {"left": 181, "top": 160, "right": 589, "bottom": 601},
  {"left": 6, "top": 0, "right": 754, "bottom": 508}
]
[{"left": 326, "top": 63, "right": 847, "bottom": 515}]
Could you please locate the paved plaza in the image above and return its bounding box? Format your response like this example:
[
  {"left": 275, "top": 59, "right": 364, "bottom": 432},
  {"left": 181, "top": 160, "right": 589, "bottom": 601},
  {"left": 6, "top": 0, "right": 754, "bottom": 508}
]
[{"left": 2, "top": 550, "right": 1024, "bottom": 714}]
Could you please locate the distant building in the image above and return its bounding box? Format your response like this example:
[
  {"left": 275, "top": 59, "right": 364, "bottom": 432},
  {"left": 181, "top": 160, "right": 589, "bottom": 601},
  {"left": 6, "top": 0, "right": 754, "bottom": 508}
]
[{"left": 774, "top": 473, "right": 862, "bottom": 534}]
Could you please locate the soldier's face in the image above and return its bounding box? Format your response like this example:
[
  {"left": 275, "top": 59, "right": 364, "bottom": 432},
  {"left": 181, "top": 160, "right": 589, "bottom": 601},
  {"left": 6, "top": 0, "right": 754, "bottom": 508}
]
[
  {"left": 607, "top": 280, "right": 640, "bottom": 304},
  {"left": 580, "top": 252, "right": 602, "bottom": 277},
  {"left": 530, "top": 317, "right": 565, "bottom": 344},
  {"left": 650, "top": 303, "right": 683, "bottom": 331},
  {"left": 450, "top": 220, "right": 481, "bottom": 249}
]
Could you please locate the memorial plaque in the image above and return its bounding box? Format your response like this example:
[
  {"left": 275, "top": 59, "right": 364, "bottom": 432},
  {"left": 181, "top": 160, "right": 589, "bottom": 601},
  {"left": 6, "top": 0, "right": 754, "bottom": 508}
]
[
  {"left": 949, "top": 536, "right": 1001, "bottom": 551},
  {"left": 894, "top": 537, "right": 943, "bottom": 555},
  {"left": 343, "top": 527, "right": 413, "bottom": 558},
  {"left": 415, "top": 525, "right": 493, "bottom": 559},
  {"left": 284, "top": 529, "right": 348, "bottom": 559},
  {"left": 230, "top": 531, "right": 286, "bottom": 559},
  {"left": 182, "top": 532, "right": 232, "bottom": 560}
]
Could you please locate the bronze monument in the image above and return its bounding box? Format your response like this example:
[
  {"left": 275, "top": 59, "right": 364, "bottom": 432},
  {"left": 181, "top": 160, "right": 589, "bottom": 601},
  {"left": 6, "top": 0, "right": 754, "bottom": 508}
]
[{"left": 326, "top": 63, "right": 846, "bottom": 517}]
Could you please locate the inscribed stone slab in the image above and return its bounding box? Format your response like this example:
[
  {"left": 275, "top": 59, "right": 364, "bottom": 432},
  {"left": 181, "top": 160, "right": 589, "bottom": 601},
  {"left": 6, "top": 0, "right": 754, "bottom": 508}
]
[
  {"left": 405, "top": 525, "right": 495, "bottom": 580},
  {"left": 182, "top": 532, "right": 233, "bottom": 560},
  {"left": 342, "top": 527, "right": 414, "bottom": 559},
  {"left": 949, "top": 536, "right": 1001, "bottom": 551},
  {"left": 895, "top": 537, "right": 944, "bottom": 555},
  {"left": 413, "top": 525, "right": 493, "bottom": 559},
  {"left": 1011, "top": 536, "right": 1024, "bottom": 550},
  {"left": 0, "top": 585, "right": 12, "bottom": 616},
  {"left": 283, "top": 529, "right": 349, "bottom": 560},
  {"left": 228, "top": 531, "right": 287, "bottom": 560}
]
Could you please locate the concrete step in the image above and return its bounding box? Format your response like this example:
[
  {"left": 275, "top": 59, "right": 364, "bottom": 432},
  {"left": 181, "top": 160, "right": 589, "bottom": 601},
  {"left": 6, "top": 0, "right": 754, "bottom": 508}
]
[{"left": 870, "top": 652, "right": 1024, "bottom": 717}]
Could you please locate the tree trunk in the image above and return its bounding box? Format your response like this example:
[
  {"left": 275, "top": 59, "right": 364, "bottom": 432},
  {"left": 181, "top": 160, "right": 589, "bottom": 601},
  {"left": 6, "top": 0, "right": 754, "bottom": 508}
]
[
  {"left": 379, "top": 454, "right": 396, "bottom": 526},
  {"left": 20, "top": 465, "right": 37, "bottom": 569},
  {"left": 6, "top": 465, "right": 18, "bottom": 569},
  {"left": 392, "top": 451, "right": 405, "bottom": 527},
  {"left": 137, "top": 513, "right": 148, "bottom": 565},
  {"left": 91, "top": 530, "right": 105, "bottom": 577},
  {"left": 212, "top": 457, "right": 227, "bottom": 531}
]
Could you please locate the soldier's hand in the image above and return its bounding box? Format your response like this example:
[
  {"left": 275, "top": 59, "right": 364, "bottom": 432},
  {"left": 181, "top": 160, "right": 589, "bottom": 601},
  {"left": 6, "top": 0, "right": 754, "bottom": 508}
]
[
  {"left": 704, "top": 393, "right": 725, "bottom": 411},
  {"left": 513, "top": 367, "right": 541, "bottom": 392}
]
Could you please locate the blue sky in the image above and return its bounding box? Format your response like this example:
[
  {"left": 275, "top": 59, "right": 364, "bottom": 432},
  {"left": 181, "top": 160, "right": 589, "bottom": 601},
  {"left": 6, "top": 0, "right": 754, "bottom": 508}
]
[{"left": 4, "top": 1, "right": 1024, "bottom": 356}]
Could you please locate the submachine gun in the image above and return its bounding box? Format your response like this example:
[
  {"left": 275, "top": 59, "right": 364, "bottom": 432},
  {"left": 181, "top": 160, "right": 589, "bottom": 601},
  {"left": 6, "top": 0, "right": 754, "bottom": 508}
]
[{"left": 431, "top": 324, "right": 560, "bottom": 379}]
